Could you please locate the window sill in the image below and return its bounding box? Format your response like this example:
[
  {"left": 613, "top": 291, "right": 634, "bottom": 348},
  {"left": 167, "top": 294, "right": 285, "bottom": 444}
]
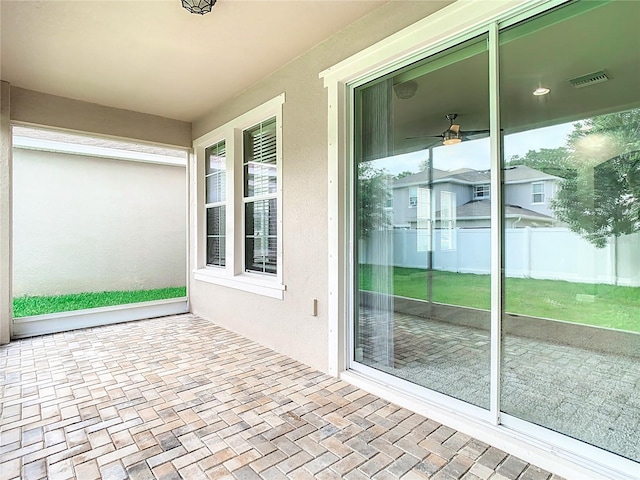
[{"left": 194, "top": 268, "right": 285, "bottom": 300}]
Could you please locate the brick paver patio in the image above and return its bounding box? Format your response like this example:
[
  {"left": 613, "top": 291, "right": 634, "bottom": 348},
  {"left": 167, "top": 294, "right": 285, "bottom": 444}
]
[
  {"left": 0, "top": 314, "right": 561, "bottom": 479},
  {"left": 359, "top": 310, "right": 640, "bottom": 462}
]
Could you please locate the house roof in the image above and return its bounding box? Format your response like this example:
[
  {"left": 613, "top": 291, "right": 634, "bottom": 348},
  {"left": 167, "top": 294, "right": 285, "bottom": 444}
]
[
  {"left": 436, "top": 199, "right": 554, "bottom": 221},
  {"left": 394, "top": 164, "right": 559, "bottom": 187},
  {"left": 503, "top": 165, "right": 560, "bottom": 182}
]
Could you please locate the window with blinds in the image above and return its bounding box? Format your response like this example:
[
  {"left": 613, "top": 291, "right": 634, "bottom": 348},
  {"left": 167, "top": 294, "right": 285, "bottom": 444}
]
[
  {"left": 243, "top": 118, "right": 278, "bottom": 274},
  {"left": 205, "top": 141, "right": 226, "bottom": 267}
]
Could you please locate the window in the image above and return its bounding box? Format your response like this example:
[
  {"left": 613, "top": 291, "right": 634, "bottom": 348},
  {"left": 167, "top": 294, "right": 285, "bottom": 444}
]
[
  {"left": 474, "top": 183, "right": 490, "bottom": 199},
  {"left": 409, "top": 187, "right": 417, "bottom": 206},
  {"left": 532, "top": 182, "right": 544, "bottom": 204},
  {"left": 205, "top": 141, "right": 226, "bottom": 267},
  {"left": 193, "top": 94, "right": 285, "bottom": 299},
  {"left": 244, "top": 119, "right": 277, "bottom": 274}
]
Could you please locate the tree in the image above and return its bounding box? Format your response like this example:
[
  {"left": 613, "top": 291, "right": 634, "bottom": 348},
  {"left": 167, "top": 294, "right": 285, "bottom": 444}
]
[
  {"left": 506, "top": 147, "right": 572, "bottom": 178},
  {"left": 394, "top": 171, "right": 415, "bottom": 180},
  {"left": 357, "top": 162, "right": 391, "bottom": 239},
  {"left": 551, "top": 109, "right": 640, "bottom": 248}
]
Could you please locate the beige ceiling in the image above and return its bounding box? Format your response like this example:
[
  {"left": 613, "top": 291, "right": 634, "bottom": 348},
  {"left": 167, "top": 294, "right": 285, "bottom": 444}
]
[{"left": 1, "top": 0, "right": 387, "bottom": 122}]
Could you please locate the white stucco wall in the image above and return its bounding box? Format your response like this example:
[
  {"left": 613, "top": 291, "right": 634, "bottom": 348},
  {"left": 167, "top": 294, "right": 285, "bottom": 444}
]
[
  {"left": 190, "top": 1, "right": 452, "bottom": 374},
  {"left": 13, "top": 148, "right": 186, "bottom": 296},
  {"left": 10, "top": 87, "right": 192, "bottom": 148},
  {"left": 1, "top": 81, "right": 12, "bottom": 344}
]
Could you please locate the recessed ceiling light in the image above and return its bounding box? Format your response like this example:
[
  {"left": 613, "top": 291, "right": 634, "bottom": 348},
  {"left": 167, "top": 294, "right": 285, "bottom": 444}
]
[{"left": 533, "top": 87, "right": 550, "bottom": 96}]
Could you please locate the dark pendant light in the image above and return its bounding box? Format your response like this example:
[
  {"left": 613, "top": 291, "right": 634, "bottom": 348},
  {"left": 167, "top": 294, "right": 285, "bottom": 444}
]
[{"left": 182, "top": 0, "right": 216, "bottom": 15}]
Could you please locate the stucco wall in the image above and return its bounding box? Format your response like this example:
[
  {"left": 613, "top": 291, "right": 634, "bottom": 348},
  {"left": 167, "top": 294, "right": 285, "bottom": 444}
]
[
  {"left": 190, "top": 1, "right": 451, "bottom": 373},
  {"left": 1, "top": 81, "right": 12, "bottom": 344},
  {"left": 13, "top": 148, "right": 186, "bottom": 296},
  {"left": 10, "top": 87, "right": 191, "bottom": 148}
]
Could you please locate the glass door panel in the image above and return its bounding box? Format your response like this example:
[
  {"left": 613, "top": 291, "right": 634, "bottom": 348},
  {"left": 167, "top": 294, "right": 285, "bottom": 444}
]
[
  {"left": 354, "top": 35, "right": 492, "bottom": 409},
  {"left": 499, "top": 0, "right": 640, "bottom": 462}
]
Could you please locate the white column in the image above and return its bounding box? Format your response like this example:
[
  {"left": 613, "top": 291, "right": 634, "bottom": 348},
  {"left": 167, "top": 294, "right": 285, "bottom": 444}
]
[{"left": 0, "top": 80, "right": 12, "bottom": 345}]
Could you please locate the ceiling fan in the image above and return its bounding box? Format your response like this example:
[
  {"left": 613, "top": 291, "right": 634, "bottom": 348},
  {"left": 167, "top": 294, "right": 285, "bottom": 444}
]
[{"left": 407, "top": 113, "right": 490, "bottom": 146}]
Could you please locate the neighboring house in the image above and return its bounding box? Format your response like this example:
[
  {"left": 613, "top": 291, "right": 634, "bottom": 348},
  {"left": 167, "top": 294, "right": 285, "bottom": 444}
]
[{"left": 392, "top": 165, "right": 560, "bottom": 229}]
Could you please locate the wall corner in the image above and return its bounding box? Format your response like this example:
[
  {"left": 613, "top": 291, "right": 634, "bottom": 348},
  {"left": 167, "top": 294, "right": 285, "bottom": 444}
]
[{"left": 1, "top": 80, "right": 13, "bottom": 345}]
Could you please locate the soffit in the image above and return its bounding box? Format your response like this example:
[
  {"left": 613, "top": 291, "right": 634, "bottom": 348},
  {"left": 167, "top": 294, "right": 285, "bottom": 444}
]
[{"left": 0, "top": 0, "right": 387, "bottom": 122}]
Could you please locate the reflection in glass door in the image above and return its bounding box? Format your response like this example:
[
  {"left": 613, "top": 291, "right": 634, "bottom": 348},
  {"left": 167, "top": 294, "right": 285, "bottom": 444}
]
[
  {"left": 499, "top": 1, "right": 640, "bottom": 462},
  {"left": 354, "top": 35, "right": 492, "bottom": 409},
  {"left": 351, "top": 0, "right": 640, "bottom": 469}
]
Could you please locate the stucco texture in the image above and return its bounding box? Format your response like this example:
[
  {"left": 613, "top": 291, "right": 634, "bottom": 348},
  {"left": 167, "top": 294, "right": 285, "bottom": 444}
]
[
  {"left": 13, "top": 148, "right": 186, "bottom": 296},
  {"left": 190, "top": 2, "right": 451, "bottom": 373}
]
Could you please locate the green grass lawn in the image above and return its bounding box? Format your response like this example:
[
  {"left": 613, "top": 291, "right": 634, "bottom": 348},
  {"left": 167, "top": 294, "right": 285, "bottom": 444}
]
[
  {"left": 13, "top": 286, "right": 187, "bottom": 318},
  {"left": 359, "top": 265, "right": 640, "bottom": 333}
]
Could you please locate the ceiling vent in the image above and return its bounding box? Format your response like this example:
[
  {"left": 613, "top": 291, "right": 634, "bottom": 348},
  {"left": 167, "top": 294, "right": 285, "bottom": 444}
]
[{"left": 569, "top": 70, "right": 609, "bottom": 88}]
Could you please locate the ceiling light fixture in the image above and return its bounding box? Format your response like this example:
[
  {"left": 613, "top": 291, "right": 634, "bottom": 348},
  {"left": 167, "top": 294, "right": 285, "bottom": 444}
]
[
  {"left": 182, "top": 0, "right": 216, "bottom": 15},
  {"left": 533, "top": 87, "right": 550, "bottom": 96},
  {"left": 405, "top": 113, "right": 489, "bottom": 147},
  {"left": 442, "top": 129, "right": 462, "bottom": 146},
  {"left": 393, "top": 80, "right": 419, "bottom": 100}
]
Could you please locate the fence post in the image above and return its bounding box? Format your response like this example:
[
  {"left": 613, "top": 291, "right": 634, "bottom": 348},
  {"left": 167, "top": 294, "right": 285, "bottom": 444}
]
[{"left": 524, "top": 227, "right": 532, "bottom": 278}]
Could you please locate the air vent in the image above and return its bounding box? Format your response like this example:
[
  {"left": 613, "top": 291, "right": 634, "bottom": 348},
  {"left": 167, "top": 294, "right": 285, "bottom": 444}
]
[{"left": 569, "top": 70, "right": 609, "bottom": 88}]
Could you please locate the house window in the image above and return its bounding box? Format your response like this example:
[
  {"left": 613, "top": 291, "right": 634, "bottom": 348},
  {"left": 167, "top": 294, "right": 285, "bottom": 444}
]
[
  {"left": 193, "top": 94, "right": 285, "bottom": 299},
  {"left": 244, "top": 119, "right": 277, "bottom": 275},
  {"left": 409, "top": 187, "right": 418, "bottom": 207},
  {"left": 205, "top": 141, "right": 226, "bottom": 267},
  {"left": 532, "top": 182, "right": 544, "bottom": 204},
  {"left": 474, "top": 184, "right": 490, "bottom": 199}
]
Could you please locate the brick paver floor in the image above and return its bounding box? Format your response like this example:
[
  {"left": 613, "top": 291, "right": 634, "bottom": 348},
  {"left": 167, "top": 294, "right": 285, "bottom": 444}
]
[
  {"left": 359, "top": 310, "right": 640, "bottom": 462},
  {"left": 0, "top": 313, "right": 562, "bottom": 480}
]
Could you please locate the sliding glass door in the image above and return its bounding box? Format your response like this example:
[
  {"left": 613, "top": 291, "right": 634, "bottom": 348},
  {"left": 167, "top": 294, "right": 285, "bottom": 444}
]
[
  {"left": 499, "top": 1, "right": 640, "bottom": 462},
  {"left": 354, "top": 35, "right": 492, "bottom": 410},
  {"left": 352, "top": 0, "right": 639, "bottom": 465}
]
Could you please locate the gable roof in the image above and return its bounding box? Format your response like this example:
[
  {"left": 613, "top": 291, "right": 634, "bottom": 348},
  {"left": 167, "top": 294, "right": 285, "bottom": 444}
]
[
  {"left": 393, "top": 164, "right": 559, "bottom": 188},
  {"left": 436, "top": 199, "right": 554, "bottom": 221}
]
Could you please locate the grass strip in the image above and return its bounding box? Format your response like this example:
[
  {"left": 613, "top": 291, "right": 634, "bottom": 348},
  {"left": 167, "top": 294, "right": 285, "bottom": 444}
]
[
  {"left": 359, "top": 265, "right": 640, "bottom": 333},
  {"left": 13, "top": 286, "right": 187, "bottom": 318}
]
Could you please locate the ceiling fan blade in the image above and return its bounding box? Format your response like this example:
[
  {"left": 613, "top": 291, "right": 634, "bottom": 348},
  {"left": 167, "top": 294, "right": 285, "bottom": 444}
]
[
  {"left": 405, "top": 135, "right": 444, "bottom": 140},
  {"left": 460, "top": 129, "right": 490, "bottom": 136}
]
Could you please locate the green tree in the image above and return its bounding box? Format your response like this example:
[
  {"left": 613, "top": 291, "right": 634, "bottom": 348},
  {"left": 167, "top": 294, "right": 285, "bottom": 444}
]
[
  {"left": 357, "top": 162, "right": 391, "bottom": 239},
  {"left": 394, "top": 171, "right": 415, "bottom": 180},
  {"left": 506, "top": 147, "right": 572, "bottom": 178},
  {"left": 552, "top": 109, "right": 640, "bottom": 248}
]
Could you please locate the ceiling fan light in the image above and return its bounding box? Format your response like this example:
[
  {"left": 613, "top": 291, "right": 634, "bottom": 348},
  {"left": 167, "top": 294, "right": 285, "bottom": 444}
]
[
  {"left": 442, "top": 128, "right": 462, "bottom": 145},
  {"left": 533, "top": 87, "right": 550, "bottom": 96},
  {"left": 182, "top": 0, "right": 216, "bottom": 15}
]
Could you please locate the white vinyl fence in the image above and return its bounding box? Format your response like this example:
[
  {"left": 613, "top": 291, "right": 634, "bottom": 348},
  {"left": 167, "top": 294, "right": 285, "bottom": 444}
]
[{"left": 360, "top": 228, "right": 640, "bottom": 287}]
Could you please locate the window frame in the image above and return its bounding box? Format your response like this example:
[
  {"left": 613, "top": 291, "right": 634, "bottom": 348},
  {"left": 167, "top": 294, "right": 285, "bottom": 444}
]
[
  {"left": 204, "top": 140, "right": 227, "bottom": 268},
  {"left": 531, "top": 181, "right": 545, "bottom": 204},
  {"left": 474, "top": 183, "right": 491, "bottom": 199},
  {"left": 192, "top": 94, "right": 285, "bottom": 299},
  {"left": 408, "top": 186, "right": 418, "bottom": 207},
  {"left": 242, "top": 118, "right": 278, "bottom": 276}
]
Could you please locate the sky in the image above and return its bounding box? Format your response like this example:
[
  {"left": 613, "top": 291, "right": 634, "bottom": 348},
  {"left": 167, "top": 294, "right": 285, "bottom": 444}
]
[{"left": 371, "top": 121, "right": 575, "bottom": 176}]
